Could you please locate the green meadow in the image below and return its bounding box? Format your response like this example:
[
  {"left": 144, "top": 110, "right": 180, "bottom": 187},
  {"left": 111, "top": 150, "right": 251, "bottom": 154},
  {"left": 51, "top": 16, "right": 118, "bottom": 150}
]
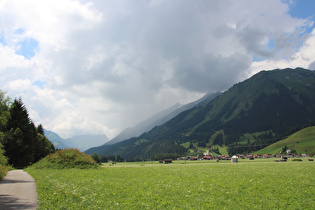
[
  {"left": 26, "top": 159, "right": 315, "bottom": 209},
  {"left": 256, "top": 126, "right": 315, "bottom": 155}
]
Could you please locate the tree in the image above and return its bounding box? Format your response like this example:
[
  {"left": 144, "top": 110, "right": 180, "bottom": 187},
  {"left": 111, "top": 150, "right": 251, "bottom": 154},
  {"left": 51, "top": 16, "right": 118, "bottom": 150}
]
[
  {"left": 116, "top": 155, "right": 124, "bottom": 162},
  {"left": 4, "top": 98, "right": 36, "bottom": 167},
  {"left": 0, "top": 143, "right": 8, "bottom": 166},
  {"left": 213, "top": 134, "right": 223, "bottom": 146},
  {"left": 2, "top": 98, "right": 55, "bottom": 167},
  {"left": 3, "top": 127, "right": 27, "bottom": 167},
  {"left": 34, "top": 133, "right": 55, "bottom": 162},
  {"left": 108, "top": 155, "right": 116, "bottom": 162},
  {"left": 91, "top": 152, "right": 101, "bottom": 164},
  {"left": 100, "top": 155, "right": 108, "bottom": 163},
  {"left": 291, "top": 149, "right": 297, "bottom": 155},
  {"left": 0, "top": 91, "right": 10, "bottom": 134},
  {"left": 37, "top": 124, "right": 44, "bottom": 135}
]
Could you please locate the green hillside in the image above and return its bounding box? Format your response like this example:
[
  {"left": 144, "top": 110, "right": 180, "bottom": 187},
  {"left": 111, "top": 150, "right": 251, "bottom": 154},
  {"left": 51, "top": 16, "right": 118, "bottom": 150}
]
[
  {"left": 256, "top": 126, "right": 315, "bottom": 155},
  {"left": 86, "top": 68, "right": 315, "bottom": 159}
]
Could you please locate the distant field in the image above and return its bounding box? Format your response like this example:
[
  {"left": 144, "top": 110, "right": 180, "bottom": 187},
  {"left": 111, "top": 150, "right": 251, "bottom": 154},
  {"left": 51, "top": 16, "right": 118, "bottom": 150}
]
[
  {"left": 27, "top": 159, "right": 314, "bottom": 209},
  {"left": 257, "top": 126, "right": 315, "bottom": 155}
]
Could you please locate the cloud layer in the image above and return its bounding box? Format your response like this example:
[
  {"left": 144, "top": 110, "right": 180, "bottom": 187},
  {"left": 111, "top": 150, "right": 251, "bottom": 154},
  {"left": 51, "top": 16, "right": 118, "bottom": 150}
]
[{"left": 0, "top": 0, "right": 314, "bottom": 138}]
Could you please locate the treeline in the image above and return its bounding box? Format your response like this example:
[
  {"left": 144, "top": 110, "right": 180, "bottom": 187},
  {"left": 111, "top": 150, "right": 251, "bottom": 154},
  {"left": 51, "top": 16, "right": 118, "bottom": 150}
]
[
  {"left": 0, "top": 91, "right": 55, "bottom": 168},
  {"left": 91, "top": 153, "right": 124, "bottom": 163}
]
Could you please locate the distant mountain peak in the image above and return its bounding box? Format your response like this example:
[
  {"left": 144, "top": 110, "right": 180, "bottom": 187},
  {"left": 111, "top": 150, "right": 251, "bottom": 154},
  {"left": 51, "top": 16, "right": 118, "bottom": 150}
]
[{"left": 44, "top": 129, "right": 109, "bottom": 151}]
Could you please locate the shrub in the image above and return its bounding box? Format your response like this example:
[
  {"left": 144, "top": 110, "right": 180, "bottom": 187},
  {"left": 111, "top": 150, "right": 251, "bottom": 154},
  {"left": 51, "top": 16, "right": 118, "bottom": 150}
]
[
  {"left": 29, "top": 149, "right": 98, "bottom": 169},
  {"left": 292, "top": 159, "right": 303, "bottom": 161},
  {"left": 0, "top": 143, "right": 8, "bottom": 166},
  {"left": 0, "top": 165, "right": 8, "bottom": 180}
]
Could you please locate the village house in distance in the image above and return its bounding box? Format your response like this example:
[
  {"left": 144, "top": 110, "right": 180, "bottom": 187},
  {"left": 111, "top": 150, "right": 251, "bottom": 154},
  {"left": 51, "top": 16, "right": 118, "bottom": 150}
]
[{"left": 165, "top": 147, "right": 313, "bottom": 164}]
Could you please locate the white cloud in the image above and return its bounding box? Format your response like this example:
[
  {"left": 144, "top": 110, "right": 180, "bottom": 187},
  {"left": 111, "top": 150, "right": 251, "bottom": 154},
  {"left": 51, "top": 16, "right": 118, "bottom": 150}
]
[
  {"left": 250, "top": 28, "right": 315, "bottom": 75},
  {"left": 0, "top": 0, "right": 314, "bottom": 139}
]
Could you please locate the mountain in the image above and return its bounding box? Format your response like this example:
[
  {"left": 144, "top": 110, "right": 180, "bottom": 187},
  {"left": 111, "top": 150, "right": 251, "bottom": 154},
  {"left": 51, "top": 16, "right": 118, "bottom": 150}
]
[
  {"left": 86, "top": 68, "right": 315, "bottom": 159},
  {"left": 66, "top": 135, "right": 109, "bottom": 151},
  {"left": 44, "top": 129, "right": 73, "bottom": 149},
  {"left": 255, "top": 126, "right": 315, "bottom": 155},
  {"left": 44, "top": 129, "right": 109, "bottom": 151},
  {"left": 106, "top": 92, "right": 221, "bottom": 145}
]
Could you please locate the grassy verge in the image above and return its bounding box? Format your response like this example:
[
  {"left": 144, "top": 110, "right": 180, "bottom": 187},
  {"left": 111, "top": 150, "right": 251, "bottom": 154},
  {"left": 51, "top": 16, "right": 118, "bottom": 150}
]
[
  {"left": 0, "top": 165, "right": 8, "bottom": 181},
  {"left": 26, "top": 159, "right": 314, "bottom": 209}
]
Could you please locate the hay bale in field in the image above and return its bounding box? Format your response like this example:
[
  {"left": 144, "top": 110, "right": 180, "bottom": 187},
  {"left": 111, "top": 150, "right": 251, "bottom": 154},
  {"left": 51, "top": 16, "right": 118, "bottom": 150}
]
[
  {"left": 231, "top": 155, "right": 238, "bottom": 163},
  {"left": 308, "top": 159, "right": 314, "bottom": 161}
]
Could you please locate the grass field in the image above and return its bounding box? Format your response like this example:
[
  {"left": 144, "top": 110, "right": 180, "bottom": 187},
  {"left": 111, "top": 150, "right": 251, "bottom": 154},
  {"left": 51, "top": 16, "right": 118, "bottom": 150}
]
[{"left": 26, "top": 159, "right": 314, "bottom": 209}]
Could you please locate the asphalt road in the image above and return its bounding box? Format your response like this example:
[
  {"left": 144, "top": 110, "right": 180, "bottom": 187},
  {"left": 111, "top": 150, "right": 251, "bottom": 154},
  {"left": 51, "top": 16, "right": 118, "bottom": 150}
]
[{"left": 0, "top": 170, "right": 38, "bottom": 210}]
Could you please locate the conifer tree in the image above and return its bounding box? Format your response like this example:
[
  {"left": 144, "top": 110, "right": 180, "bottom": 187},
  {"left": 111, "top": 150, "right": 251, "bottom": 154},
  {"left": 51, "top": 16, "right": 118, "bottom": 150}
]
[
  {"left": 3, "top": 98, "right": 55, "bottom": 167},
  {"left": 3, "top": 98, "right": 35, "bottom": 167},
  {"left": 0, "top": 91, "right": 10, "bottom": 133},
  {"left": 37, "top": 124, "right": 44, "bottom": 135}
]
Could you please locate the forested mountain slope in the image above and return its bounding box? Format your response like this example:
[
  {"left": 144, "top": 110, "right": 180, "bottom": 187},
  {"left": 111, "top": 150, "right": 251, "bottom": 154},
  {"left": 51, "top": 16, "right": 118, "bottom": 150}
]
[
  {"left": 105, "top": 92, "right": 221, "bottom": 145},
  {"left": 86, "top": 68, "right": 315, "bottom": 159}
]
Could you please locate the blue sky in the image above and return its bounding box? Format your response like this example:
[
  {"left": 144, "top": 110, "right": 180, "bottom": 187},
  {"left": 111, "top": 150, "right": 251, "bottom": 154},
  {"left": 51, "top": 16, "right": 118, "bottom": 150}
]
[
  {"left": 15, "top": 37, "right": 38, "bottom": 60},
  {"left": 288, "top": 0, "right": 315, "bottom": 35},
  {"left": 0, "top": 28, "right": 38, "bottom": 60},
  {"left": 0, "top": 0, "right": 315, "bottom": 139},
  {"left": 14, "top": 28, "right": 38, "bottom": 60},
  {"left": 288, "top": 0, "right": 315, "bottom": 19}
]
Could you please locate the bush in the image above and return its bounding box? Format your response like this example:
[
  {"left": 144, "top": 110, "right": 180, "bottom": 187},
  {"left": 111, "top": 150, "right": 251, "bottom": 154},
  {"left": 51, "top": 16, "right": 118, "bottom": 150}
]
[
  {"left": 29, "top": 149, "right": 98, "bottom": 169},
  {"left": 0, "top": 143, "right": 9, "bottom": 180},
  {"left": 0, "top": 165, "right": 8, "bottom": 180},
  {"left": 0, "top": 143, "right": 8, "bottom": 166},
  {"left": 292, "top": 159, "right": 303, "bottom": 161}
]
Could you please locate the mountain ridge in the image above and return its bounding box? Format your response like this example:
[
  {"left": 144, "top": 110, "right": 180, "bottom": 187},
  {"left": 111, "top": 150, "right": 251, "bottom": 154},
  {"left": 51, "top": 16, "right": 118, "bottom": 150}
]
[
  {"left": 106, "top": 92, "right": 221, "bottom": 145},
  {"left": 86, "top": 68, "right": 315, "bottom": 159},
  {"left": 44, "top": 129, "right": 109, "bottom": 151}
]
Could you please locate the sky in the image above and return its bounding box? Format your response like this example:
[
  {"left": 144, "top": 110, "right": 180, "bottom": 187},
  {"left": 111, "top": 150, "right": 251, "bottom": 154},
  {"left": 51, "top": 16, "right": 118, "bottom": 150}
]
[{"left": 0, "top": 0, "right": 315, "bottom": 139}]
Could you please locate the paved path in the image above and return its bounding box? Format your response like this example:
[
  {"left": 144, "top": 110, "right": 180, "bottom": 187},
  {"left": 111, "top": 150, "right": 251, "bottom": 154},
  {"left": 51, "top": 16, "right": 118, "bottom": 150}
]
[{"left": 0, "top": 170, "right": 38, "bottom": 210}]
